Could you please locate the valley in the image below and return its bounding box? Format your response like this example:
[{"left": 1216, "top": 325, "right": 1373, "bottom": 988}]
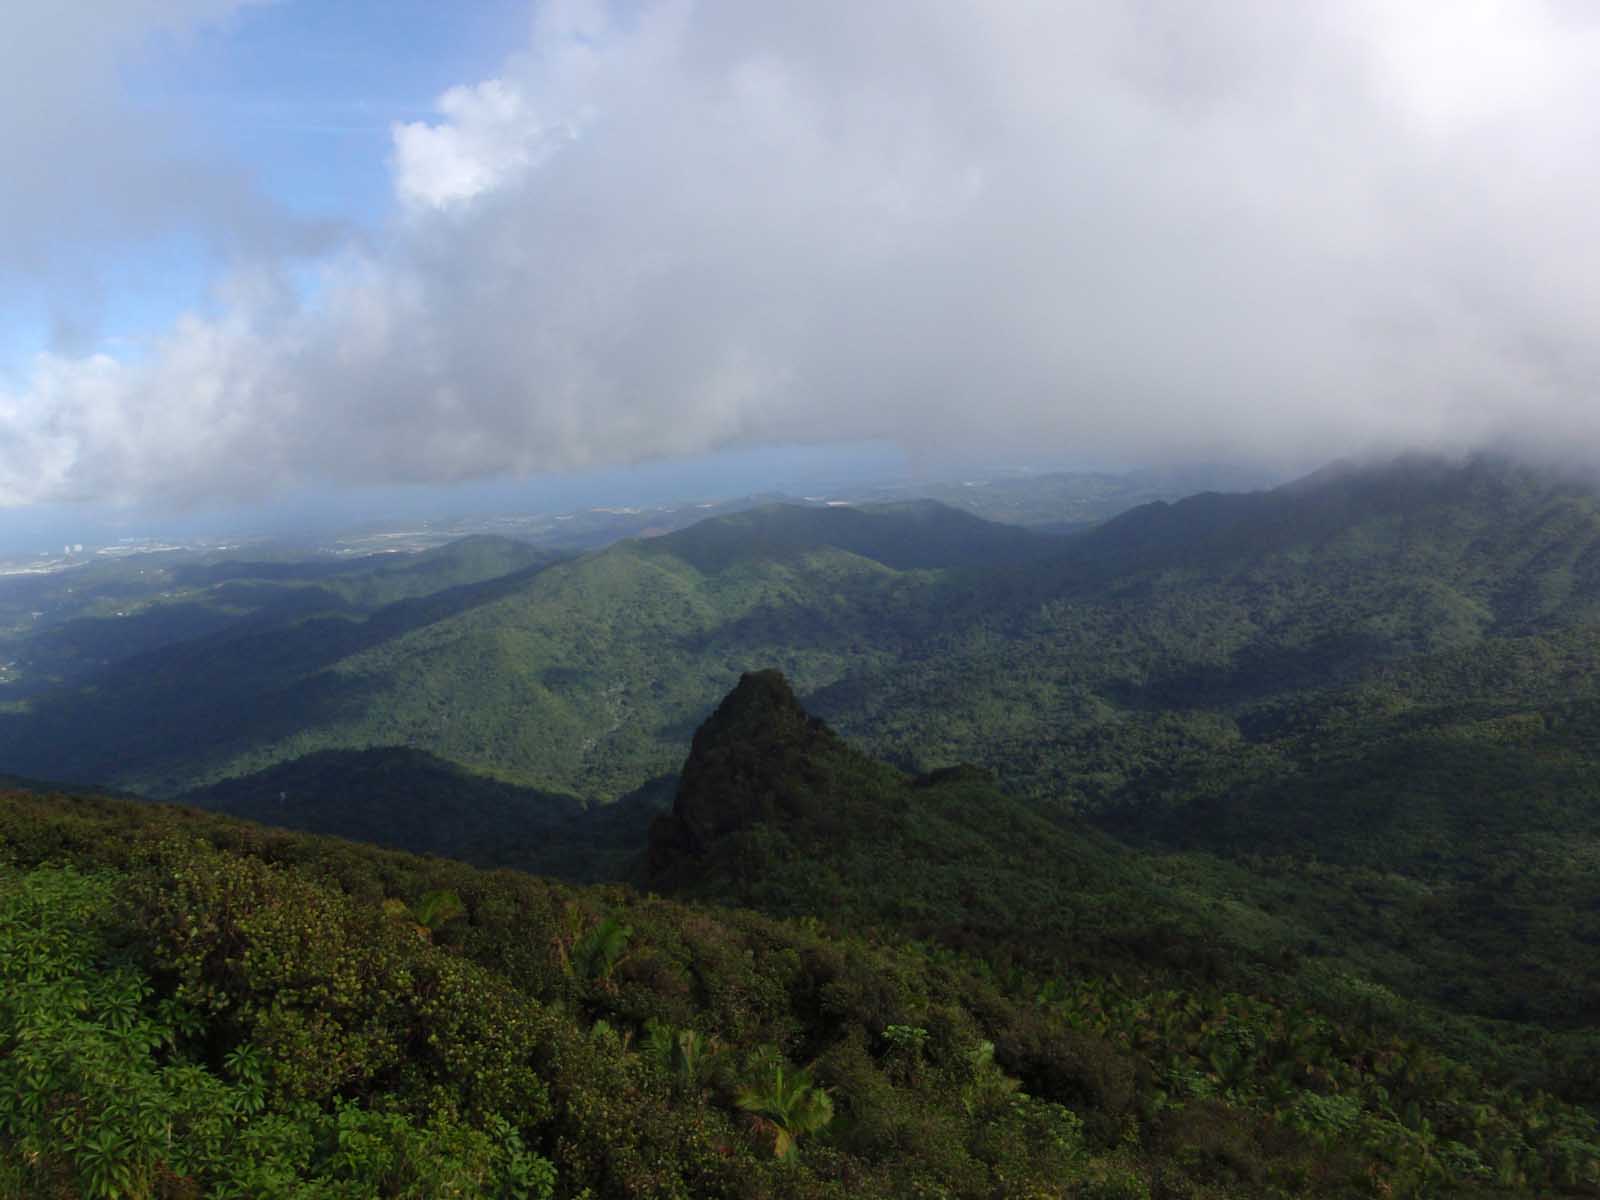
[{"left": 4, "top": 453, "right": 1600, "bottom": 1196}]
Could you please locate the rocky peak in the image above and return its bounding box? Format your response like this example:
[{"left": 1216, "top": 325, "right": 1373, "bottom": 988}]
[{"left": 645, "top": 670, "right": 839, "bottom": 878}]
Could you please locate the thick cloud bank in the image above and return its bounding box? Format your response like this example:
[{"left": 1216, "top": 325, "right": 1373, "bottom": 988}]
[{"left": 6, "top": 0, "right": 1600, "bottom": 506}]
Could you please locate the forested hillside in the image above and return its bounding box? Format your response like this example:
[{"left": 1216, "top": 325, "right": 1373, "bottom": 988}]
[
  {"left": 5, "top": 457, "right": 1600, "bottom": 1173},
  {"left": 0, "top": 535, "right": 560, "bottom": 696},
  {"left": 178, "top": 747, "right": 671, "bottom": 883},
  {"left": 0, "top": 500, "right": 1051, "bottom": 797},
  {"left": 3, "top": 673, "right": 1597, "bottom": 1197},
  {"left": 10, "top": 455, "right": 1600, "bottom": 815}
]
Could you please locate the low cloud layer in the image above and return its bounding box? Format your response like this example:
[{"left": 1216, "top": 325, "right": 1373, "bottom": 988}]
[{"left": 7, "top": 0, "right": 1600, "bottom": 507}]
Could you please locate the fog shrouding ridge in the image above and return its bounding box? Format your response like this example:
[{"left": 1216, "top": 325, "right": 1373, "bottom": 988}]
[{"left": 6, "top": 0, "right": 1600, "bottom": 507}]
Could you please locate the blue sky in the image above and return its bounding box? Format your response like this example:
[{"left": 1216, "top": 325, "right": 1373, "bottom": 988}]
[
  {"left": 126, "top": 1, "right": 529, "bottom": 222},
  {"left": 4, "top": 1, "right": 528, "bottom": 370},
  {"left": 0, "top": 0, "right": 899, "bottom": 540},
  {"left": 0, "top": 0, "right": 932, "bottom": 542}
]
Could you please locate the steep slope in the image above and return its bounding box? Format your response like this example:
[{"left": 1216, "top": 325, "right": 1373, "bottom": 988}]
[
  {"left": 646, "top": 672, "right": 1244, "bottom": 983},
  {"left": 634, "top": 673, "right": 1600, "bottom": 1192},
  {"left": 850, "top": 462, "right": 1281, "bottom": 532},
  {"left": 814, "top": 454, "right": 1600, "bottom": 797},
  {"left": 649, "top": 671, "right": 1600, "bottom": 1048},
  {"left": 1057, "top": 454, "right": 1600, "bottom": 628}
]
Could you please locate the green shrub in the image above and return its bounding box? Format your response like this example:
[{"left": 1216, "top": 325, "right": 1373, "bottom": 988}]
[{"left": 0, "top": 863, "right": 556, "bottom": 1198}]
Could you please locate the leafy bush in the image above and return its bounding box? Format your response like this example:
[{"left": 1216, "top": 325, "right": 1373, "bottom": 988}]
[{"left": 0, "top": 863, "right": 556, "bottom": 1199}]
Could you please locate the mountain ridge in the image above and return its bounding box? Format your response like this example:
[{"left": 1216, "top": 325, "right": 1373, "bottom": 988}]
[
  {"left": 9, "top": 453, "right": 1600, "bottom": 812},
  {"left": 643, "top": 499, "right": 1061, "bottom": 574}
]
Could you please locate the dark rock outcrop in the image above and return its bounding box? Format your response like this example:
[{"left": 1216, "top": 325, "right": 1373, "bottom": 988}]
[{"left": 646, "top": 670, "right": 842, "bottom": 880}]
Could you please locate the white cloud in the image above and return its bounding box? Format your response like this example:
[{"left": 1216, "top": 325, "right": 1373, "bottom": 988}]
[
  {"left": 393, "top": 80, "right": 544, "bottom": 210},
  {"left": 8, "top": 0, "right": 1600, "bottom": 507}
]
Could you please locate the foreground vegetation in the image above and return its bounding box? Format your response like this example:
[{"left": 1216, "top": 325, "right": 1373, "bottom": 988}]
[{"left": 4, "top": 670, "right": 1598, "bottom": 1196}]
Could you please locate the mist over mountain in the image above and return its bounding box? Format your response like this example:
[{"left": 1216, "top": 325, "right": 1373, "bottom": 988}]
[{"left": 9, "top": 3, "right": 1600, "bottom": 512}]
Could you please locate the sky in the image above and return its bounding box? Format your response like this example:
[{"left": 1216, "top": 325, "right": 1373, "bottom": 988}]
[{"left": 4, "top": 0, "right": 1600, "bottom": 525}]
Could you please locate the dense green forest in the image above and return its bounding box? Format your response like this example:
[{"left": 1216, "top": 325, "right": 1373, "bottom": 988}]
[
  {"left": 4, "top": 670, "right": 1598, "bottom": 1197},
  {"left": 4, "top": 455, "right": 1600, "bottom": 1195},
  {"left": 7, "top": 455, "right": 1600, "bottom": 812},
  {"left": 4, "top": 458, "right": 1597, "bottom": 1037},
  {"left": 179, "top": 747, "right": 671, "bottom": 884},
  {"left": 0, "top": 536, "right": 561, "bottom": 696},
  {"left": 0, "top": 461, "right": 1225, "bottom": 697}
]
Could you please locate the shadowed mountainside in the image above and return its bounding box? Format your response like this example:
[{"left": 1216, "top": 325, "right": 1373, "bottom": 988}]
[
  {"left": 179, "top": 747, "right": 670, "bottom": 882},
  {"left": 3, "top": 668, "right": 1598, "bottom": 1195}
]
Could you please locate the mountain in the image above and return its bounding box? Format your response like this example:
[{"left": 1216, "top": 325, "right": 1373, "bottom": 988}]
[
  {"left": 841, "top": 462, "right": 1282, "bottom": 532},
  {"left": 5, "top": 671, "right": 1599, "bottom": 1196},
  {"left": 814, "top": 453, "right": 1600, "bottom": 798},
  {"left": 0, "top": 500, "right": 1053, "bottom": 799},
  {"left": 646, "top": 671, "right": 1600, "bottom": 1070},
  {"left": 1060, "top": 453, "right": 1600, "bottom": 612},
  {"left": 653, "top": 500, "right": 1058, "bottom": 573},
  {"left": 647, "top": 669, "right": 838, "bottom": 868},
  {"left": 12, "top": 454, "right": 1600, "bottom": 817},
  {"left": 13, "top": 458, "right": 1600, "bottom": 1193},
  {"left": 0, "top": 541, "right": 571, "bottom": 793},
  {"left": 645, "top": 671, "right": 1240, "bottom": 979}
]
